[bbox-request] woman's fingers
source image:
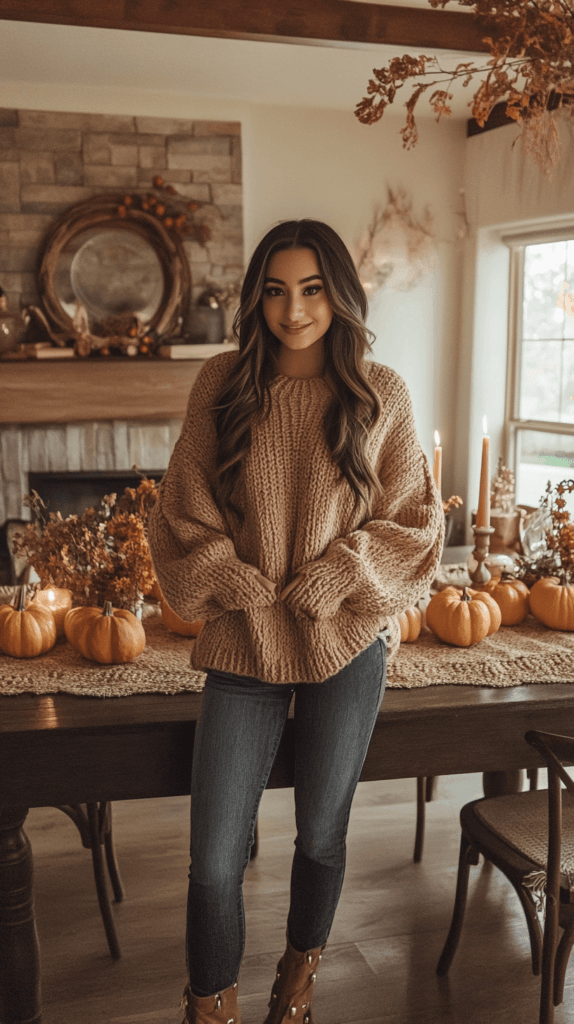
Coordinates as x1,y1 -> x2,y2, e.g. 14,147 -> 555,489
249,570 -> 303,601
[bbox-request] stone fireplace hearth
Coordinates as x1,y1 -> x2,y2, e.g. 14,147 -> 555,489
1,416 -> 178,525
0,355 -> 210,524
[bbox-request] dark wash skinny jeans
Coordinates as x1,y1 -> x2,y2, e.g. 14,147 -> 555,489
186,635 -> 387,997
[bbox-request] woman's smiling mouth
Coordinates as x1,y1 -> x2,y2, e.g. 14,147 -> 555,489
281,323 -> 312,332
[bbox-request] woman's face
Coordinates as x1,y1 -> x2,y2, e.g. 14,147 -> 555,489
262,247 -> 333,353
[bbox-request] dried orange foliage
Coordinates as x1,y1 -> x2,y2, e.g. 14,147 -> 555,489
512,478 -> 574,585
355,1 -> 574,178
443,494 -> 464,514
12,475 -> 159,609
541,478 -> 574,581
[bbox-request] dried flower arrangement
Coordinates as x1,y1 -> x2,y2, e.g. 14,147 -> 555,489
73,310 -> 158,359
509,478 -> 574,585
11,474 -> 159,610
355,0 -> 574,179
355,187 -> 436,294
200,275 -> 244,340
201,276 -> 244,312
491,456 -> 516,513
443,495 -> 464,515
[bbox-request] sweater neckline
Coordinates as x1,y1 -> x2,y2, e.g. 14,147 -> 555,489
270,373 -> 330,386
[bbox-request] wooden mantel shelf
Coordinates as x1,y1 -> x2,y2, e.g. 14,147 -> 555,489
0,359 -> 206,424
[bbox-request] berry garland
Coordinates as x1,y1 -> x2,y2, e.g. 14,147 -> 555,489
116,175 -> 212,244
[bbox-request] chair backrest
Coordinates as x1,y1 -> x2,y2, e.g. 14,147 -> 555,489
525,730 -> 574,1022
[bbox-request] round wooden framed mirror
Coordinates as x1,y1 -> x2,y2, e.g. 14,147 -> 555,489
38,194 -> 191,338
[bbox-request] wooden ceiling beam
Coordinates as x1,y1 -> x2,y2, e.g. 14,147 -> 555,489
0,1 -> 490,54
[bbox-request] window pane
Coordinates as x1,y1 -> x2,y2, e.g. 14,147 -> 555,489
519,340 -> 562,420
563,342 -> 574,424
515,429 -> 574,514
523,241 -> 574,341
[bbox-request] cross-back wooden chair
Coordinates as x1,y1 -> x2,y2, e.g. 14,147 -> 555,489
413,768 -> 540,862
437,729 -> 574,1024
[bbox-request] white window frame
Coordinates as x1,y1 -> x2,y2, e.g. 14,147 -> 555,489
502,226 -> 574,492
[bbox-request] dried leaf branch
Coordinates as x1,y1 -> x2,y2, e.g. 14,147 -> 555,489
355,0 -> 574,179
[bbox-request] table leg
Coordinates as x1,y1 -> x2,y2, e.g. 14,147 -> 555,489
0,807 -> 42,1024
482,770 -> 524,798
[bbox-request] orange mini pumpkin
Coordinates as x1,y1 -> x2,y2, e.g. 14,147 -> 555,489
65,601 -> 146,663
0,584 -> 57,658
475,577 -> 530,626
529,576 -> 574,631
426,585 -> 501,647
398,606 -> 422,643
161,599 -> 204,638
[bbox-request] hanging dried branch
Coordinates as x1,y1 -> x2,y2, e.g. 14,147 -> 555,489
356,186 -> 436,294
355,0 -> 574,179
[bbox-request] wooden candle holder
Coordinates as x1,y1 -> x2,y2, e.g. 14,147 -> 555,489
468,525 -> 496,586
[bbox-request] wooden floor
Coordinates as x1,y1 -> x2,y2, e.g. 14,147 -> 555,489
27,771 -> 574,1024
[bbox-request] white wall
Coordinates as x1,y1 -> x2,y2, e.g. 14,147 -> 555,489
0,76 -> 466,502
457,114 -> 574,540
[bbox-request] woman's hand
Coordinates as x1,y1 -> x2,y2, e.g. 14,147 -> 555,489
249,570 -> 303,603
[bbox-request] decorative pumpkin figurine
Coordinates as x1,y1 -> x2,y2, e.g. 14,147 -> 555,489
475,576 -> 530,626
33,586 -> 73,640
426,585 -> 501,647
161,598 -> 204,638
398,605 -> 422,643
529,576 -> 574,632
65,601 -> 146,664
0,584 -> 57,658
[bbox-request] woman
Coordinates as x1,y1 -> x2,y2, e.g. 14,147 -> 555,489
147,219 -> 444,1024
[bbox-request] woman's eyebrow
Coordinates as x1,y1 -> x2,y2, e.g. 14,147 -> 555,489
264,275 -> 323,285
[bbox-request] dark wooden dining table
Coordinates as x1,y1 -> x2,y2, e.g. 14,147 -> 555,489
3,679 -> 574,1024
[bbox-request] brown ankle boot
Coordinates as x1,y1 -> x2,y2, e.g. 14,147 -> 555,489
262,934 -> 326,1024
180,980 -> 241,1024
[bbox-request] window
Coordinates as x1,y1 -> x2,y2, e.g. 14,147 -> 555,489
503,228 -> 574,516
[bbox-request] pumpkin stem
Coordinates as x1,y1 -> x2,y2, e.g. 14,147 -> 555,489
15,584 -> 28,612
461,587 -> 472,602
102,600 -> 114,617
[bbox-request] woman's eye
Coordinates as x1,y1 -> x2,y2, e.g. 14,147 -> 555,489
264,287 -> 283,297
304,286 -> 322,296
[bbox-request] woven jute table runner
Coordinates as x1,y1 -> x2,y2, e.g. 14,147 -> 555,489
0,569 -> 573,697
0,604 -> 206,698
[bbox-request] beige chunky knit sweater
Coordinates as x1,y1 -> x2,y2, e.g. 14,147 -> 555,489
147,350 -> 444,683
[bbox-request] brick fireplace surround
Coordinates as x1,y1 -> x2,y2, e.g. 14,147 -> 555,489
0,108 -> 244,525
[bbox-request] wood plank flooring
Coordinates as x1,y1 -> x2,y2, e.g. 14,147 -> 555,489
25,771 -> 574,1024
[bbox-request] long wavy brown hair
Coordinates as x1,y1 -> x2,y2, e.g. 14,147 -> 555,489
209,219 -> 385,526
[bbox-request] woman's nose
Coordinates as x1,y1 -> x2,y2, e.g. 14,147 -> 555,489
285,292 -> 305,321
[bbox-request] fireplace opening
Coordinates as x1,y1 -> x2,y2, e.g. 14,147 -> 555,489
27,469 -> 165,520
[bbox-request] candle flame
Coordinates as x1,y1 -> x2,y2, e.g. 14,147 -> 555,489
482,415 -> 488,435
434,430 -> 440,446
47,589 -> 55,601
